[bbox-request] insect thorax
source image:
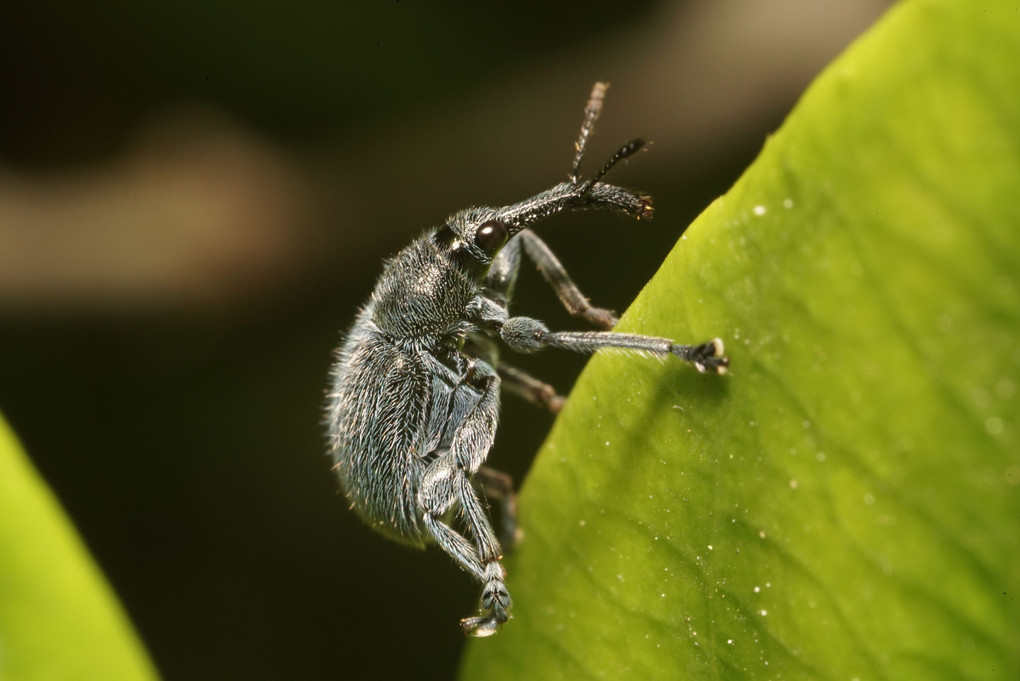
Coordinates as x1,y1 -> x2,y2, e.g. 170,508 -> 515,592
370,234 -> 481,343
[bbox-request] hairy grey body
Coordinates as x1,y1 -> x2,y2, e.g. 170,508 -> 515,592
324,84 -> 728,637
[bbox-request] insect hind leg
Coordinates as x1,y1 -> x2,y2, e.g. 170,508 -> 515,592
421,512 -> 485,580
453,473 -> 511,636
419,370 -> 512,636
419,456 -> 510,637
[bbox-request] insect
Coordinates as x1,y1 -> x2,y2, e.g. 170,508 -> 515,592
325,83 -> 728,637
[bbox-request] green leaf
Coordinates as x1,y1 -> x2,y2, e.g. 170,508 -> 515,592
460,0 -> 1020,678
0,415 -> 159,681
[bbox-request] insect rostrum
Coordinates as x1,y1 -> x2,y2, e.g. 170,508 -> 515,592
325,83 -> 728,637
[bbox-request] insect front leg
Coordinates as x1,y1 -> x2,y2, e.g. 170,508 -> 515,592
481,232 -> 522,310
518,229 -> 619,329
469,241 -> 568,413
500,316 -> 729,374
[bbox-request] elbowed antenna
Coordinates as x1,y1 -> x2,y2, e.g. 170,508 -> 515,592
571,82 -> 608,183
569,82 -> 649,193
581,138 -> 647,194
493,82 -> 651,235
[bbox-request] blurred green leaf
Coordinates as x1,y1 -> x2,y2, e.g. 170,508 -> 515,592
0,416 -> 158,681
460,0 -> 1020,678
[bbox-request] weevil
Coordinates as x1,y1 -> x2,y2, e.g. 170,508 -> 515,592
325,83 -> 728,637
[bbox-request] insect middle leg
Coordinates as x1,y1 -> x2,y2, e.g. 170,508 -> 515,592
496,363 -> 565,414
475,465 -> 522,551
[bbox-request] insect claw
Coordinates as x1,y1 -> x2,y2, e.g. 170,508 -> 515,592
460,613 -> 502,638
697,338 -> 729,374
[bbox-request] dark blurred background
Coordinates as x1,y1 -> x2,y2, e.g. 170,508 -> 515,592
0,1 -> 892,679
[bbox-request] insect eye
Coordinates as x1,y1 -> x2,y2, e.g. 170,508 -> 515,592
475,220 -> 509,256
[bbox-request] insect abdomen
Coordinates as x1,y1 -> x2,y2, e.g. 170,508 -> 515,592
327,323 -> 433,546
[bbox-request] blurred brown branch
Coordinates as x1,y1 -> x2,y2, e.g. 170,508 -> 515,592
0,0 -> 891,318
